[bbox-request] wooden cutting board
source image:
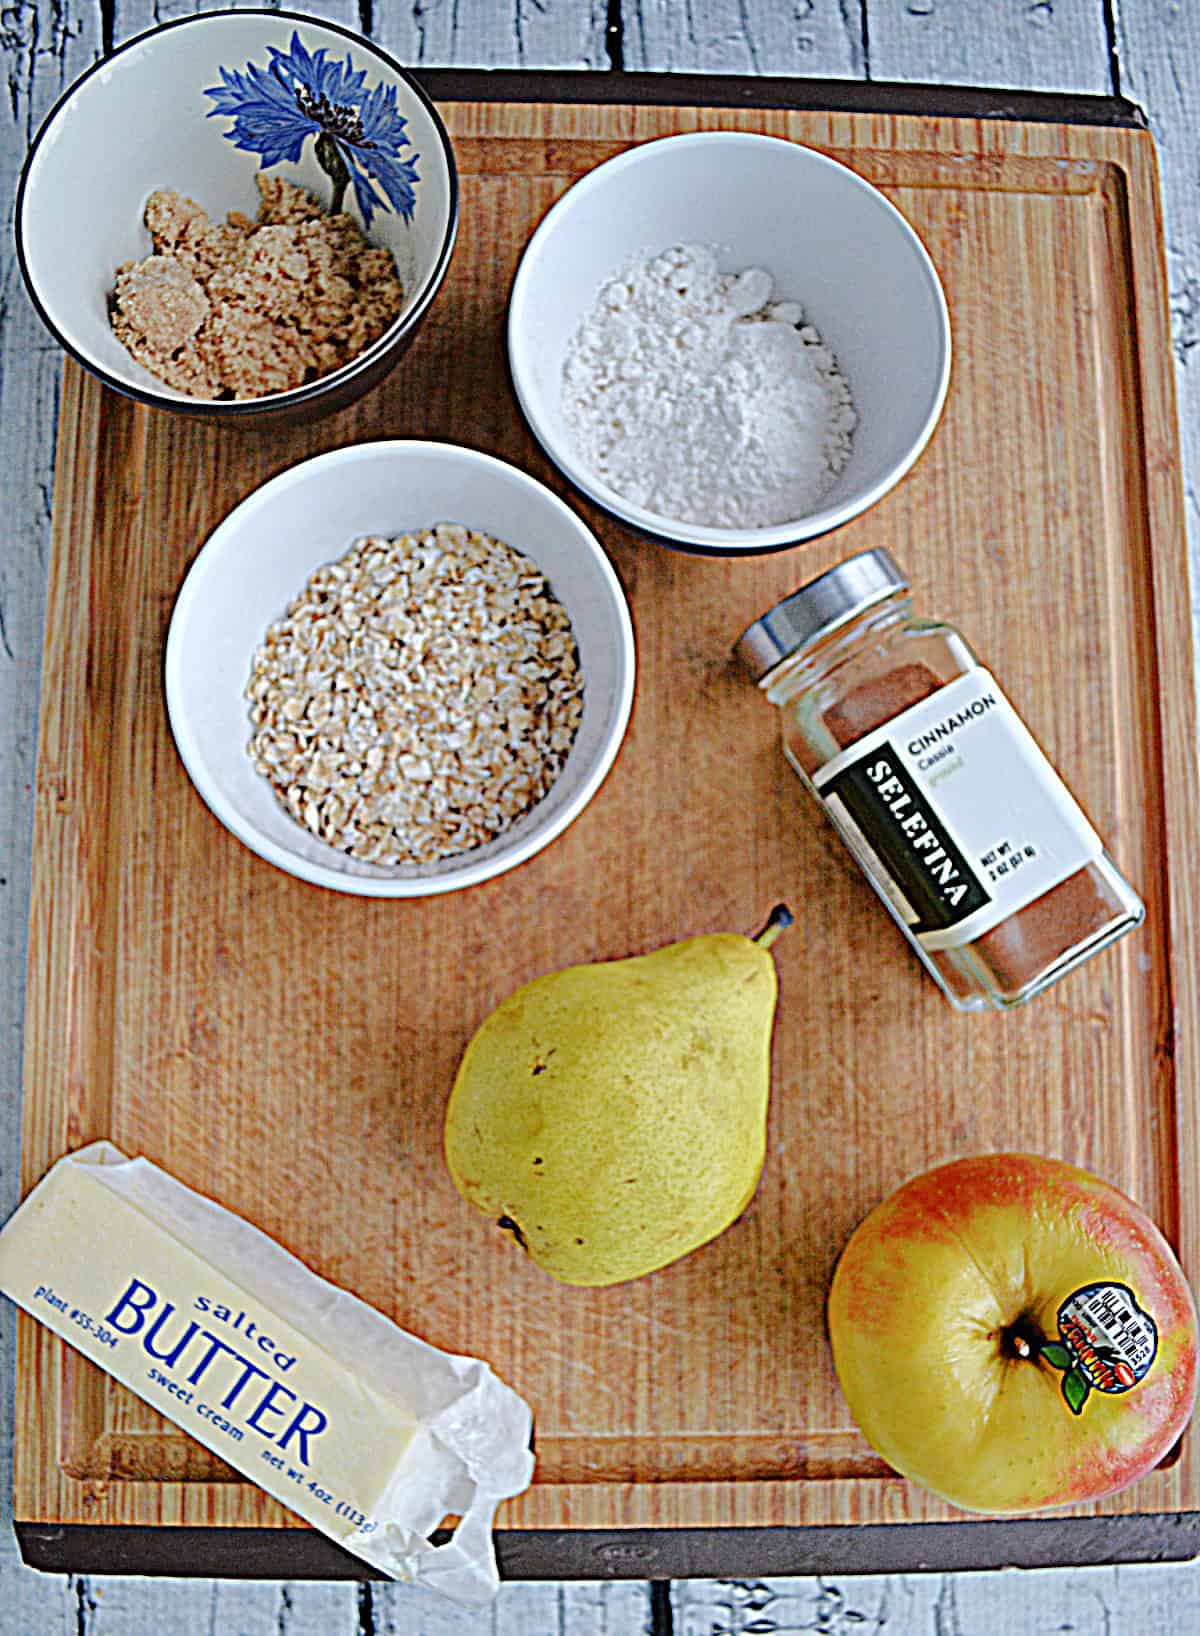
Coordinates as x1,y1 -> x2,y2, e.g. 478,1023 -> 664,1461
14,92 -> 1200,1549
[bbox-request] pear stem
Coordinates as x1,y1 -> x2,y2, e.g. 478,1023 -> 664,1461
753,903 -> 794,950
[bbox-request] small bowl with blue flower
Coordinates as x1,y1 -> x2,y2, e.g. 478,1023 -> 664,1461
16,10 -> 458,424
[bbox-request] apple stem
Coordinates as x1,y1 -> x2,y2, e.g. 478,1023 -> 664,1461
753,904 -> 794,950
999,1313 -> 1046,1363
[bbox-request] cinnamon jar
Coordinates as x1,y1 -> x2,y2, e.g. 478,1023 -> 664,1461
736,549 -> 1144,1011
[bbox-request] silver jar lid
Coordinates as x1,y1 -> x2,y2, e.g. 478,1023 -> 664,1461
734,549 -> 909,684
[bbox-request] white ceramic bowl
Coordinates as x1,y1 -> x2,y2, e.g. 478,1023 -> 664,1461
165,441 -> 636,896
17,11 -> 457,424
508,131 -> 951,554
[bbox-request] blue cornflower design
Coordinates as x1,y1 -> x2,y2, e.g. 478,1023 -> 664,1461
204,31 -> 420,226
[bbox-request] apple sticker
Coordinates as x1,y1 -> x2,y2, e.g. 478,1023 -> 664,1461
1041,1282 -> 1158,1415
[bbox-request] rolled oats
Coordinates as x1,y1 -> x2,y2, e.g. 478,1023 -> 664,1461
246,525 -> 586,866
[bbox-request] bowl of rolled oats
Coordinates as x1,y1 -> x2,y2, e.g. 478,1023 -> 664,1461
164,440 -> 636,895
16,12 -> 457,424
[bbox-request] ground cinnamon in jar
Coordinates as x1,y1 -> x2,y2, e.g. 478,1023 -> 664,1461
736,550 -> 1144,1012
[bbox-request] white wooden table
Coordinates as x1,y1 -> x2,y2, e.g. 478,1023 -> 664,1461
3,3 -> 1200,1631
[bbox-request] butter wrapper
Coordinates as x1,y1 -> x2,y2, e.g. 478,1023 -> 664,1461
0,1142 -> 533,1604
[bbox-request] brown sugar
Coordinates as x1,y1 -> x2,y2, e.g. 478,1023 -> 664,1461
109,176 -> 406,400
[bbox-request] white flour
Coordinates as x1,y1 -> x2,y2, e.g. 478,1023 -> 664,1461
561,244 -> 857,529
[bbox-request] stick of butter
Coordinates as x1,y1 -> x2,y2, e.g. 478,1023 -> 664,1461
0,1141 -> 534,1605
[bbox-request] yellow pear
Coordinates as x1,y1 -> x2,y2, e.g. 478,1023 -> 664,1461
443,907 -> 791,1286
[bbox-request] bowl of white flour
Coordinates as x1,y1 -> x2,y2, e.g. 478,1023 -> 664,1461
508,131 -> 951,554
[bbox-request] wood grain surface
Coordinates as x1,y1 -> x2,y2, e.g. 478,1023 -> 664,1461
12,95 -> 1198,1544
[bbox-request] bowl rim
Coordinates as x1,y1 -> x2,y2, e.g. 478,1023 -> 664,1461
15,6 -> 460,418
163,437 -> 637,897
507,128 -> 952,555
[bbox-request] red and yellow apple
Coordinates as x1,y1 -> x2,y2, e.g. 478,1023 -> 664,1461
827,1153 -> 1198,1513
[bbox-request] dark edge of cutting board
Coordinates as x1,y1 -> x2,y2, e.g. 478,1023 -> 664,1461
412,68 -> 1146,129
16,1515 -> 1200,1579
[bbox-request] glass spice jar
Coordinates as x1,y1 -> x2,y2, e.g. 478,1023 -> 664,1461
735,549 -> 1144,1012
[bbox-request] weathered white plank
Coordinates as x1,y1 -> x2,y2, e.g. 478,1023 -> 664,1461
622,0 -> 1112,89
114,0 -> 608,76
866,0 -> 1112,92
372,0 -> 608,72
557,1580 -> 654,1633
367,1577 -> 653,1632
674,1575 -> 942,1634
74,1576 -> 358,1634
1116,0 -> 1200,661
672,1564 -> 1200,1634
623,0 -> 865,78
113,0 -> 361,39
0,1552 -> 73,1634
